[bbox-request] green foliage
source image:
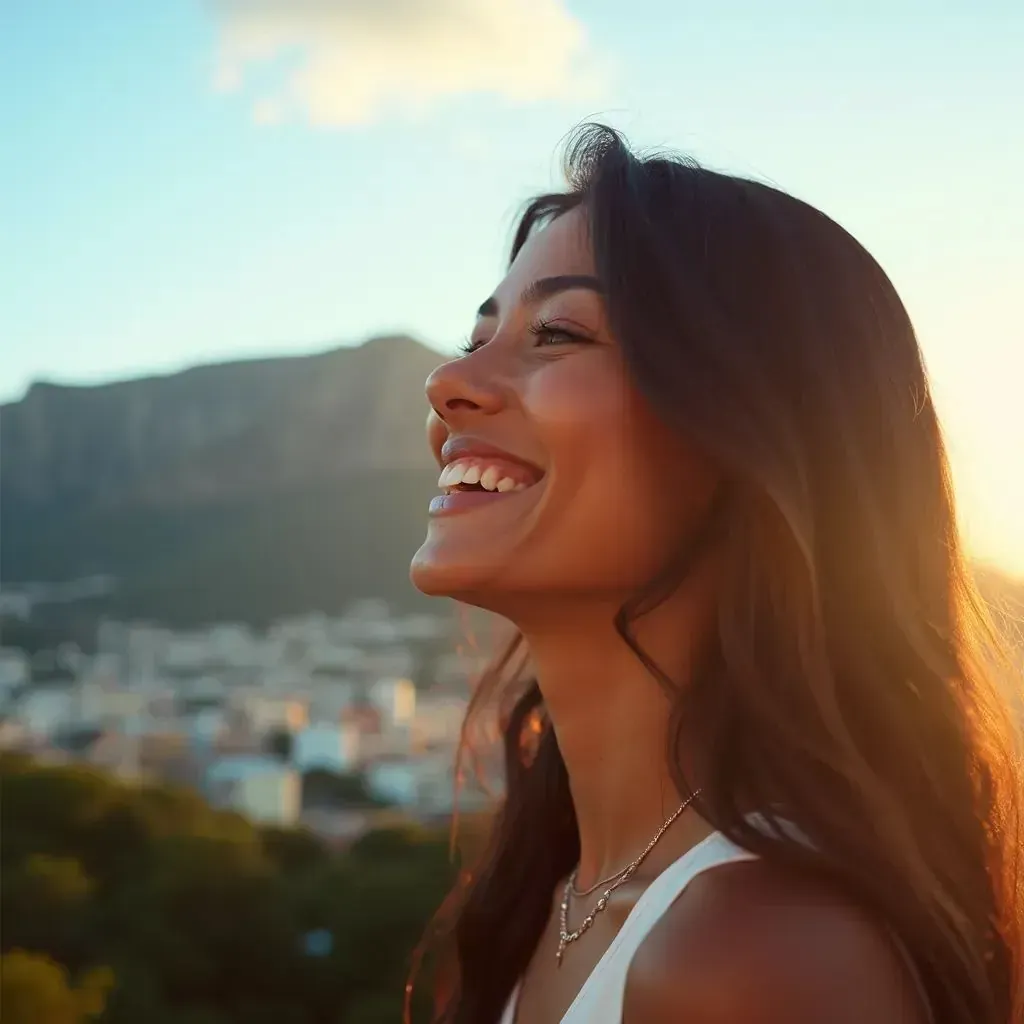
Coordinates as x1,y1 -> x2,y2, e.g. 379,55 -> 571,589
1,474 -> 440,630
0,855 -> 95,968
0,950 -> 113,1024
301,769 -> 384,810
260,826 -> 330,874
1,757 -> 457,1024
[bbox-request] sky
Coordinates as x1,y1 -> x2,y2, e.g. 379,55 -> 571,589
1,0 -> 1022,573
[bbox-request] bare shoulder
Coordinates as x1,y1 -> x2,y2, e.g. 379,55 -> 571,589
624,858 -> 928,1024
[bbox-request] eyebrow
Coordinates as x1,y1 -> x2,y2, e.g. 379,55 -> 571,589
476,274 -> 604,318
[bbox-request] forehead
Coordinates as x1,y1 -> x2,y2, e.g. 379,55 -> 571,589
495,207 -> 594,304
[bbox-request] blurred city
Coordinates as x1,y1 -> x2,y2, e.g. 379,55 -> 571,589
0,594 -> 490,833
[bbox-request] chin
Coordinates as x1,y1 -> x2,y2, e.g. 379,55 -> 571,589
408,548 -> 520,615
411,549 -> 491,601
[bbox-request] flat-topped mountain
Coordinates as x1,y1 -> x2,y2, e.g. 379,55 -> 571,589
1,337 -> 447,626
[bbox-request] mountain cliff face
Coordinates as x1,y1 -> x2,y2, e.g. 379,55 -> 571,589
1,336 -> 447,625
2,335 -> 444,508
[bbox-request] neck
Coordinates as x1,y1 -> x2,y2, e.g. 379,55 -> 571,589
512,573 -> 717,889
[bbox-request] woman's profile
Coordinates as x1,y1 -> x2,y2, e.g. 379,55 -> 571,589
408,124 -> 1022,1024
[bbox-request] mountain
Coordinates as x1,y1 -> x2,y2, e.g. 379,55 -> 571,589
3,335 -> 1022,635
1,336 -> 447,627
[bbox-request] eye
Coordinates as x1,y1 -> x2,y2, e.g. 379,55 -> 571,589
528,319 -> 593,347
457,319 -> 594,355
457,336 -> 485,355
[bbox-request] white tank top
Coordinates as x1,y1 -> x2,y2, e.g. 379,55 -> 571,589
499,830 -> 757,1024
500,826 -> 935,1024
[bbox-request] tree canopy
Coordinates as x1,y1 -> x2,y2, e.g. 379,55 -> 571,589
0,754 -> 457,1023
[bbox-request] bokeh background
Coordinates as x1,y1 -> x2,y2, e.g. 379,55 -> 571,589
1,3 -> 1021,1022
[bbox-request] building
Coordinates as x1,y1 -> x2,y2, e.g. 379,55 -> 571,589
74,684 -> 149,730
228,694 -> 308,737
206,755 -> 301,826
369,678 -> 416,729
365,757 -> 420,806
306,677 -> 358,720
0,647 -> 30,697
412,694 -> 468,748
185,705 -> 225,747
293,723 -> 360,773
10,687 -> 73,737
364,752 -> 484,813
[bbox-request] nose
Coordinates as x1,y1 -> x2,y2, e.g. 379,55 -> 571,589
426,354 -> 506,423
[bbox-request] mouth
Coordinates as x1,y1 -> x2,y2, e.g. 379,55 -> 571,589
429,456 -> 544,516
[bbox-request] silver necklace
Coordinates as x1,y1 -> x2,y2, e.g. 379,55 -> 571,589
556,788 -> 703,966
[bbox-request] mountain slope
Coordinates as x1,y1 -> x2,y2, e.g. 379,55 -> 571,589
1,336 -> 446,625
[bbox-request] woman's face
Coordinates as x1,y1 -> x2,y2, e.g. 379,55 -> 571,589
410,207 -> 718,611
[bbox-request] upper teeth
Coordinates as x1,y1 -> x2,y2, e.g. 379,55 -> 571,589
438,461 -> 528,493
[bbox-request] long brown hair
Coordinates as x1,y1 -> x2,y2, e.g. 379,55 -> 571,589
412,124 -> 1023,1024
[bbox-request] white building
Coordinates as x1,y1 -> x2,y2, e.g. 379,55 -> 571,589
307,678 -> 358,721
293,723 -> 360,773
178,674 -> 226,702
77,651 -> 122,688
365,753 -> 467,812
0,647 -> 30,696
228,694 -> 308,736
123,624 -> 173,685
74,684 -> 149,730
205,623 -> 261,666
369,678 -> 416,729
304,637 -> 363,674
206,755 -> 301,825
186,706 -> 225,747
11,688 -> 74,736
162,631 -> 221,673
365,757 -> 419,806
412,694 -> 468,747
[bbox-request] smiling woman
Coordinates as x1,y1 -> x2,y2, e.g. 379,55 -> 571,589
407,124 -> 1023,1024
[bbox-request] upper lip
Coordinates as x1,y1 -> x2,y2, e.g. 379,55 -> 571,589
439,435 -> 544,478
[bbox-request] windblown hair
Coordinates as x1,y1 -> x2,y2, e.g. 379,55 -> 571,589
411,124 -> 1023,1024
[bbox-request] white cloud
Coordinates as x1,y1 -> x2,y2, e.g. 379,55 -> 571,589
207,0 -> 604,128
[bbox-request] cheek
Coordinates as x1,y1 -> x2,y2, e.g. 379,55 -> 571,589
524,363 -> 707,587
524,355 -> 630,447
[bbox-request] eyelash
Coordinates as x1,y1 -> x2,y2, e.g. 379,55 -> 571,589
458,319 -> 590,355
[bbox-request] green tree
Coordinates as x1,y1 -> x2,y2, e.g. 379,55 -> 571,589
260,826 -> 329,874
347,991 -> 405,1024
0,757 -> 456,1024
301,769 -> 382,809
0,855 -> 95,967
0,763 -> 117,869
0,950 -> 112,1024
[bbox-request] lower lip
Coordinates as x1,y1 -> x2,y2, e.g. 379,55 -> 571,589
428,488 -> 531,517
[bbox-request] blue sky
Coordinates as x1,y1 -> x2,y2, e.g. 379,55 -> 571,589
2,1 -> 1022,572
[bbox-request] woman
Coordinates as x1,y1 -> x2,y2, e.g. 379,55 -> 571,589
408,124 -> 1022,1023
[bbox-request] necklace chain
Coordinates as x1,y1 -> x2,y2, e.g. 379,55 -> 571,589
556,788 -> 703,966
